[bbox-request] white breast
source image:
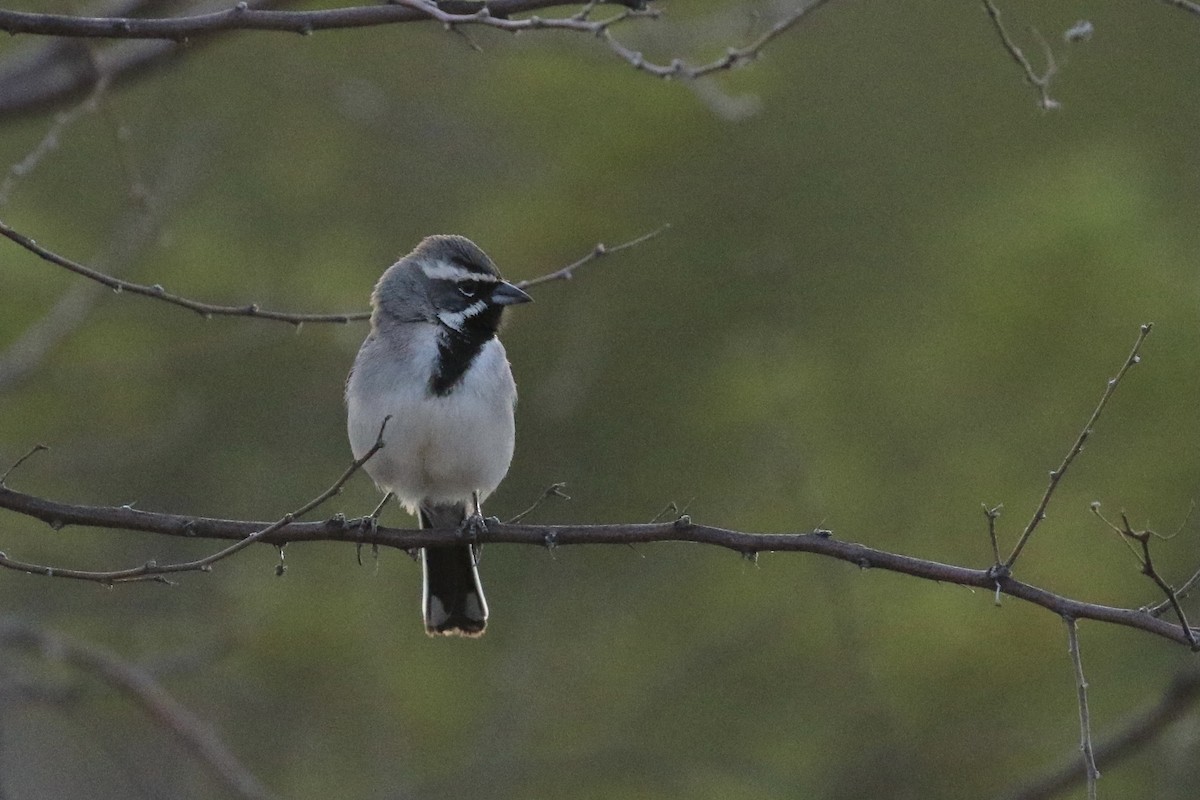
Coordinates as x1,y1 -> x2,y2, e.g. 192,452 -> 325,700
346,325 -> 517,513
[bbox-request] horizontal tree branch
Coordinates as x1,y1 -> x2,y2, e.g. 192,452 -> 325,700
0,0 -> 648,40
0,0 -> 836,102
0,484 -> 1196,648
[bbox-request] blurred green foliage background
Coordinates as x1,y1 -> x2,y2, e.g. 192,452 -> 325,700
2,0 -> 1200,797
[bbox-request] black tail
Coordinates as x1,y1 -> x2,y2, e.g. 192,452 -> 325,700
418,502 -> 488,637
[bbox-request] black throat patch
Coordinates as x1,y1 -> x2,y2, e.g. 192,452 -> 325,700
430,305 -> 503,396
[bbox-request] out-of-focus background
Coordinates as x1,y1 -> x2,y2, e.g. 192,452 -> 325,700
2,0 -> 1199,797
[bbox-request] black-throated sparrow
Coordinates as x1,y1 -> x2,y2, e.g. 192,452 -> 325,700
346,235 -> 531,637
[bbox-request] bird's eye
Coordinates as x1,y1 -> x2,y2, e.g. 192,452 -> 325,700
457,282 -> 481,299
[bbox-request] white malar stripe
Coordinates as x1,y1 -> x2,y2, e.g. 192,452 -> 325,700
421,260 -> 500,283
437,300 -> 489,331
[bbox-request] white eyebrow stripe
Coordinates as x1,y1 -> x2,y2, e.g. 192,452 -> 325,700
421,260 -> 500,283
437,300 -> 489,331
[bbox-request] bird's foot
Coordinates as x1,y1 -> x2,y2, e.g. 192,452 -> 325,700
354,512 -> 383,567
459,510 -> 488,542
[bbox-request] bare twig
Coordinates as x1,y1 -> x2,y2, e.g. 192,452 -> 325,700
1065,617 -> 1100,800
507,482 -> 571,524
1004,323 -> 1152,569
1,223 -> 665,325
599,0 -> 835,80
1002,668 -> 1200,800
980,0 -> 1060,110
1091,504 -> 1198,648
0,76 -> 109,207
0,0 -> 837,90
516,224 -> 670,290
0,417 -> 389,585
0,444 -> 48,486
1148,563 -> 1200,617
0,618 -> 276,800
983,503 -> 1004,604
983,503 -> 1003,564
0,218 -> 367,325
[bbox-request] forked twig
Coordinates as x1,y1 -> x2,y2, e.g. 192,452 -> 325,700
980,0 -> 1059,109
507,482 -> 571,524
1092,503 -> 1198,648
1005,323 -> 1152,569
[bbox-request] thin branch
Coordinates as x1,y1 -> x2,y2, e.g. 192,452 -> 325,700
980,0 -> 1059,110
516,224 -> 669,290
0,218 -> 367,325
1005,323 -> 1152,569
983,503 -> 1004,604
0,444 -> 48,486
984,503 -> 1003,564
0,75 -> 109,207
1148,563 -> 1200,617
0,125 -> 218,392
1002,668 -> 1200,800
0,0 -> 836,90
506,482 -> 571,524
0,618 -> 276,800
2,222 -> 664,325
1159,0 -> 1200,17
598,0 -> 835,80
1,485 -> 1198,648
1065,617 -> 1100,799
0,418 -> 388,585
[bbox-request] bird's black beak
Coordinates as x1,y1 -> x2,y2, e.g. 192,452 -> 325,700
491,281 -> 533,306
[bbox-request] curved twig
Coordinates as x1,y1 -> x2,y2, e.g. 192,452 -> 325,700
0,618 -> 277,800
1,221 -> 666,324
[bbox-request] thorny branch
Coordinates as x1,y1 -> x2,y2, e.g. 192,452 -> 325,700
1,485 -> 1199,647
0,222 -> 667,326
0,325 -> 1193,648
0,618 -> 277,800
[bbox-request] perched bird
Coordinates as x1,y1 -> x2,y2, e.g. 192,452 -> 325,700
346,235 -> 532,636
